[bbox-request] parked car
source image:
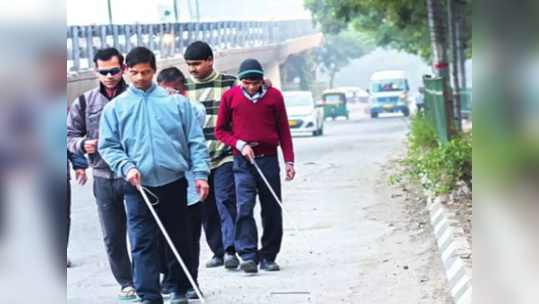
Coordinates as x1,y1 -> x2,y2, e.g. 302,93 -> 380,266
283,91 -> 324,137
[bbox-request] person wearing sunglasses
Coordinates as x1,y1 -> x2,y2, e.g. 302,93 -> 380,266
67,48 -> 136,301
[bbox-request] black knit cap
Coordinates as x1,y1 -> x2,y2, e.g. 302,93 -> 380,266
238,59 -> 264,80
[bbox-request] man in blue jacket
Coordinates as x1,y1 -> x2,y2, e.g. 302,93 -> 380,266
98,47 -> 211,304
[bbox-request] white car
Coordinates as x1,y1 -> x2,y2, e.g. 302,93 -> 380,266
283,91 -> 324,137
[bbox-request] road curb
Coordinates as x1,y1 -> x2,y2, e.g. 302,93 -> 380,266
428,196 -> 473,304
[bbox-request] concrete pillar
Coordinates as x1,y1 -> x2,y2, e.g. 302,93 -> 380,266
264,60 -> 282,90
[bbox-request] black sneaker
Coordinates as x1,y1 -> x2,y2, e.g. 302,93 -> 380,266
186,288 -> 203,300
205,256 -> 224,268
260,260 -> 281,272
139,299 -> 160,304
224,253 -> 240,269
161,289 -> 171,296
240,260 -> 258,274
170,292 -> 188,304
161,286 -> 173,296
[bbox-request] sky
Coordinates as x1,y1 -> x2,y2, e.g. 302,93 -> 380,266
67,0 -> 312,25
0,0 -> 64,24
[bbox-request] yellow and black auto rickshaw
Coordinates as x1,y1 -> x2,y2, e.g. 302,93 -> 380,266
321,90 -> 349,120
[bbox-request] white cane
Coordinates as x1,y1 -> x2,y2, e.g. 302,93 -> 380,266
137,185 -> 206,303
251,162 -> 313,255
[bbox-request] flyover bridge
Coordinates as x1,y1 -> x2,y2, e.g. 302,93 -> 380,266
67,19 -> 323,102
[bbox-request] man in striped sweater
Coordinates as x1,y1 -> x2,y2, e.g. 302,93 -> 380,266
183,41 -> 272,271
183,41 -> 241,270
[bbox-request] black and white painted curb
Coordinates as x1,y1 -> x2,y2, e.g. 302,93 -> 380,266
428,196 -> 473,304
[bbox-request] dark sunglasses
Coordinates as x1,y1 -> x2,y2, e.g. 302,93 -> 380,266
97,68 -> 122,76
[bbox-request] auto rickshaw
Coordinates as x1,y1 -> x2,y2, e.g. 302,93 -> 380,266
321,90 -> 349,120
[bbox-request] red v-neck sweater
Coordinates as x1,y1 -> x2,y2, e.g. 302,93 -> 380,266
215,86 -> 295,163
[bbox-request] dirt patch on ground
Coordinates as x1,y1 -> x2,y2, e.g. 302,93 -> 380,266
446,190 -> 473,248
377,159 -> 453,304
385,148 -> 473,252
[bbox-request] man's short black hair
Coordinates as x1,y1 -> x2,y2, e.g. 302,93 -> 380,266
93,48 -> 124,67
157,67 -> 186,84
126,47 -> 157,70
184,41 -> 213,61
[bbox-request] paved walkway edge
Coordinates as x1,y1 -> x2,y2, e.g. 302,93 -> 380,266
427,196 -> 473,304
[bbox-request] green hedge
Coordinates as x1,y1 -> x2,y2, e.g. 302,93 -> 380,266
391,114 -> 472,195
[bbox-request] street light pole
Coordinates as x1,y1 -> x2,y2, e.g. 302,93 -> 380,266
456,1 -> 468,90
448,0 -> 462,131
107,0 -> 113,24
195,0 -> 200,22
426,0 -> 450,80
426,0 -> 454,138
173,0 -> 179,23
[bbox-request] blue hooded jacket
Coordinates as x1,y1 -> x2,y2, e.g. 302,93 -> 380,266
98,83 -> 210,187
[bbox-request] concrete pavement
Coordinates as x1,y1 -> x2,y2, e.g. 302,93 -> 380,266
67,106 -> 452,303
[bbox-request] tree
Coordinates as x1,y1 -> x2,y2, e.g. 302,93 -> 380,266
305,0 -> 472,63
282,52 -> 316,91
311,32 -> 372,88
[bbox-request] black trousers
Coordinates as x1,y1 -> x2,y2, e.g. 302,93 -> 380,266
233,156 -> 283,263
124,178 -> 193,303
161,202 -> 204,292
202,167 -> 229,258
93,177 -> 133,289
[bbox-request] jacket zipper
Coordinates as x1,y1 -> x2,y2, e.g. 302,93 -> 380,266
144,95 -> 160,184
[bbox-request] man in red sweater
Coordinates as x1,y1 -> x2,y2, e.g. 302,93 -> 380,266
215,59 -> 296,274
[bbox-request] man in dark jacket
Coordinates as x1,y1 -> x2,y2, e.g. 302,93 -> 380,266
67,150 -> 88,267
67,48 -> 136,300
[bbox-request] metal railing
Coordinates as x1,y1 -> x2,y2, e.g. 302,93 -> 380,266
67,19 -> 317,72
423,75 -> 452,144
459,88 -> 472,119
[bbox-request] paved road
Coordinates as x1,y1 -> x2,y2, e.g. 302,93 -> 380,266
67,105 -> 452,303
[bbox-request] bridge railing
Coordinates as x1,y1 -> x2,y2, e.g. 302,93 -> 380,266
67,19 -> 317,72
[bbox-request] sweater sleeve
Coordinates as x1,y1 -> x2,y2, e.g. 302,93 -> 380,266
68,150 -> 89,170
274,91 -> 295,164
215,91 -> 240,149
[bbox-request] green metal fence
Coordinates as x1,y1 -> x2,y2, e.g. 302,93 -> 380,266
460,88 -> 473,119
423,75 -> 451,144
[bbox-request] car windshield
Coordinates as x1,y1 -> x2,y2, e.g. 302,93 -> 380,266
371,80 -> 406,93
284,95 -> 312,107
324,94 -> 342,102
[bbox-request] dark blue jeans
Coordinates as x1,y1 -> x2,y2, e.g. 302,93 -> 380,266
93,177 -> 133,289
212,162 -> 238,254
233,156 -> 283,263
124,178 -> 193,303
